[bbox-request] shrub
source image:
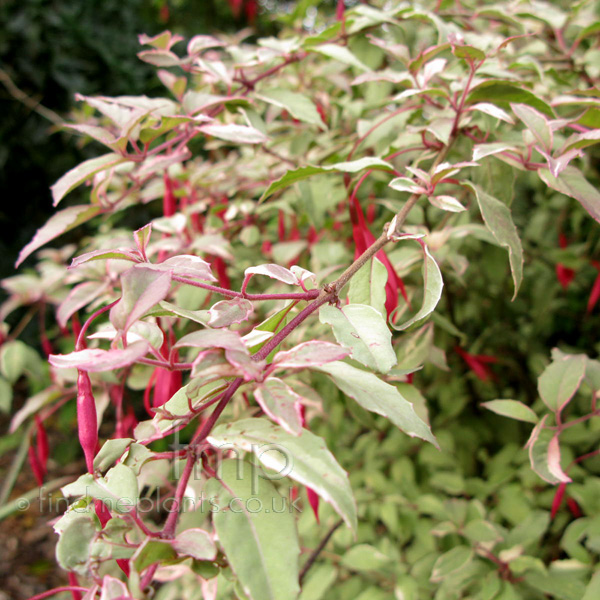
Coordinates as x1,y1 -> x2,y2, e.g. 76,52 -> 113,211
2,1 -> 600,599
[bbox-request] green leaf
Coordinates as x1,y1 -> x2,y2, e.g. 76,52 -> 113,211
172,528 -> 217,561
340,544 -> 391,572
511,103 -> 553,152
348,257 -> 388,316
199,123 -> 267,144
93,438 -> 133,473
51,153 -> 126,206
430,546 -> 473,582
482,400 -> 539,424
452,45 -> 486,61
525,571 -> 587,600
16,205 -> 102,267
133,538 -> 177,573
56,516 -> 98,575
583,571 -> 600,600
260,157 -> 394,201
319,304 -> 396,373
0,376 -> 12,413
539,166 -> 600,224
538,354 -> 586,413
205,459 -> 301,600
314,361 -> 438,447
466,81 -> 554,117
311,43 -> 371,71
208,418 -> 357,531
1,340 -> 31,384
258,90 -> 324,127
391,240 -> 443,331
465,183 -> 523,299
298,564 -> 337,600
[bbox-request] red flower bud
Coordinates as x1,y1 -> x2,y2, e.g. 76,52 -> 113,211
28,445 -> 45,487
35,415 -> 49,468
77,370 -> 98,474
336,0 -> 345,21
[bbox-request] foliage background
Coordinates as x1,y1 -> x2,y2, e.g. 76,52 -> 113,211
1,1 -> 600,599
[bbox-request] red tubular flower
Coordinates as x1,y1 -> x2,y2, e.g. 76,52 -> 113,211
94,499 -> 111,528
556,233 -> 575,290
307,487 -> 320,523
550,482 -> 566,519
349,194 -> 408,315
336,0 -> 345,21
35,415 -> 49,471
566,497 -> 583,518
67,573 -> 82,600
28,445 -> 45,487
116,558 -> 131,578
278,210 -> 286,241
454,346 -> 498,382
213,256 -> 231,290
245,0 -> 257,22
587,261 -> 600,314
162,173 -> 177,217
77,370 -> 98,474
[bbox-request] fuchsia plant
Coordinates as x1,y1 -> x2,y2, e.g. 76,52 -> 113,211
4,1 -> 600,598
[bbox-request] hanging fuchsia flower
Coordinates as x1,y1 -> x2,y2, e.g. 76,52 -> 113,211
77,370 -> 98,474
349,194 -> 408,315
454,346 -> 498,382
336,0 -> 345,21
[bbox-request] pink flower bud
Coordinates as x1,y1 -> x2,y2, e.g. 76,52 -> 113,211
77,370 -> 98,474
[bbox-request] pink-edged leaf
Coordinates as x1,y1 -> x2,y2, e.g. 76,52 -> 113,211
468,103 -> 514,123
137,49 -> 182,67
150,255 -> 216,281
110,266 -> 172,333
547,434 -> 571,483
57,281 -> 109,328
199,123 -> 268,144
512,102 -> 553,152
472,143 -> 518,161
187,35 -> 224,55
273,341 -> 350,369
16,205 -> 101,267
176,328 -> 248,353
539,147 -> 584,178
134,224 -> 152,259
51,153 -> 127,206
49,340 -> 149,372
539,166 -> 600,224
432,161 -> 479,184
138,31 -> 184,50
208,298 -> 254,328
254,377 -> 304,436
538,353 -> 586,413
70,248 -> 141,269
389,177 -> 426,194
429,195 -> 466,212
562,129 -> 600,153
245,264 -> 298,286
